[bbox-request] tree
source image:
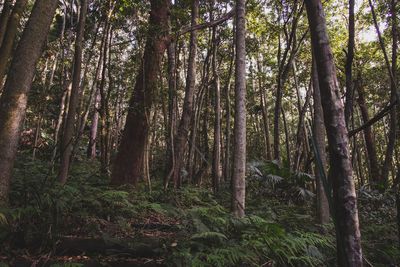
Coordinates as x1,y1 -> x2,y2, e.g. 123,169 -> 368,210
231,0 -> 246,218
312,57 -> 329,225
111,0 -> 170,186
58,0 -> 88,184
0,0 -> 28,87
305,0 -> 363,265
0,0 -> 58,206
170,0 -> 199,188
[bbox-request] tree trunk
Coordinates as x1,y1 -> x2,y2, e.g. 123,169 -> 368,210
356,78 -> 381,184
164,41 -> 177,187
0,0 -> 12,46
171,0 -> 199,188
87,91 -> 100,159
0,0 -> 58,206
312,57 -> 330,225
211,17 -> 221,193
224,45 -> 234,182
58,0 -> 88,185
231,0 -> 246,218
111,0 -> 170,186
0,0 -> 28,87
257,60 -> 272,161
344,0 -> 355,127
382,0 -> 397,186
305,0 -> 363,265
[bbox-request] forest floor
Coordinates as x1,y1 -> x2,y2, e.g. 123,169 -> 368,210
0,155 -> 399,266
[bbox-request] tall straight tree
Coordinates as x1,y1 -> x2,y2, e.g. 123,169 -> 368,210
111,0 -> 170,186
305,0 -> 363,265
344,0 -> 355,126
231,0 -> 246,218
58,0 -> 88,184
0,0 -> 58,206
312,58 -> 329,225
170,0 -> 199,188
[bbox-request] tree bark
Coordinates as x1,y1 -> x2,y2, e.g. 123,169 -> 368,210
382,0 -> 397,186
58,0 -> 88,185
312,57 -> 330,225
0,0 -> 12,47
111,0 -> 170,186
211,12 -> 221,193
171,0 -> 199,188
305,0 -> 363,265
231,0 -> 246,218
344,0 -> 355,127
356,78 -> 381,185
0,0 -> 28,87
0,0 -> 58,206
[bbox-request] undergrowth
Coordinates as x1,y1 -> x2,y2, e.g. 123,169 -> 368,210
0,157 -> 398,266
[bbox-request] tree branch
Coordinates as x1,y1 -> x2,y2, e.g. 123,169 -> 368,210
348,100 -> 398,137
177,9 -> 235,37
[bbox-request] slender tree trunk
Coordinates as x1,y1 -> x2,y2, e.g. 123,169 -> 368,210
111,0 -> 170,186
344,0 -> 355,127
58,0 -> 88,185
99,24 -> 111,174
87,91 -> 100,159
305,0 -> 363,265
382,0 -> 397,186
257,60 -> 272,161
231,0 -> 246,218
0,0 -> 58,206
171,0 -> 199,188
224,46 -> 234,182
211,19 -> 221,193
0,0 -> 28,87
312,57 -> 330,225
356,78 -> 381,184
164,41 -> 177,187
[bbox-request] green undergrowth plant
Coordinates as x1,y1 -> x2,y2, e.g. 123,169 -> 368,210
169,203 -> 334,266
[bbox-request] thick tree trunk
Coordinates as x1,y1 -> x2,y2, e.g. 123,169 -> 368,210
0,0 -> 28,87
111,0 -> 170,186
0,0 -> 58,206
172,0 -> 199,188
231,0 -> 246,218
0,0 -> 11,46
58,0 -> 88,185
312,58 -> 330,225
305,0 -> 363,265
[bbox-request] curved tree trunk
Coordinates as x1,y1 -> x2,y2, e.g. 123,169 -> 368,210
111,0 -> 170,186
0,0 -> 58,206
